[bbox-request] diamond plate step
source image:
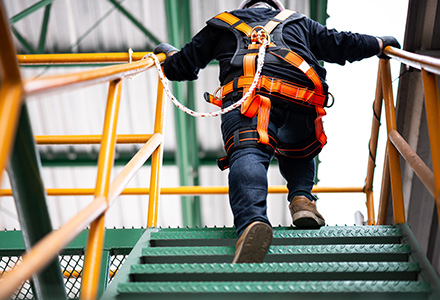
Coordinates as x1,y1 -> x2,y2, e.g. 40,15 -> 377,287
117,281 -> 431,298
130,261 -> 419,282
103,225 -> 440,300
141,244 -> 410,264
149,226 -> 402,247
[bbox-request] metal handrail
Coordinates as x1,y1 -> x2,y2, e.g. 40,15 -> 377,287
0,185 -> 364,196
0,50 -> 166,300
370,46 -> 440,225
384,46 -> 440,75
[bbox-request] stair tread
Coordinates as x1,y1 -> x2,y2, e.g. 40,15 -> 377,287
117,280 -> 431,294
151,226 -> 401,240
130,261 -> 419,274
142,244 -> 410,256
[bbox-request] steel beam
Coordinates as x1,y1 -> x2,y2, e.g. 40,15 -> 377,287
164,0 -> 200,227
8,104 -> 66,300
37,3 -> 52,53
9,0 -> 55,24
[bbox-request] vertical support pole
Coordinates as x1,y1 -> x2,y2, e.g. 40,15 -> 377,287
181,0 -> 202,227
147,77 -> 165,227
365,67 -> 383,225
380,59 -> 405,224
164,0 -> 198,227
97,249 -> 111,298
421,70 -> 440,224
8,104 -> 67,300
81,79 -> 122,300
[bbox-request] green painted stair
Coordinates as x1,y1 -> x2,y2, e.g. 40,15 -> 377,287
101,224 -> 440,300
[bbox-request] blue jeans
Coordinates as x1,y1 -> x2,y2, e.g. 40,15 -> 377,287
221,100 -> 317,236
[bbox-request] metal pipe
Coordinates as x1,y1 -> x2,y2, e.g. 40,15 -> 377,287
1,185 -> 365,196
0,197 -> 107,300
377,145 -> 391,225
380,59 -> 405,224
81,79 -> 122,300
35,134 -> 153,144
0,1 -> 24,185
364,67 -> 383,224
389,129 -> 435,196
147,78 -> 166,227
108,133 -> 163,202
0,133 -> 164,299
17,52 -> 151,65
8,104 -> 67,300
421,70 -> 440,223
384,46 -> 440,76
24,53 -> 165,96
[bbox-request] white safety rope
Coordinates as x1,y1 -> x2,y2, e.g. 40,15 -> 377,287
143,39 -> 269,118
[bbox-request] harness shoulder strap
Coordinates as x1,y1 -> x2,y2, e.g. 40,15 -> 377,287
264,9 -> 296,34
210,12 -> 252,36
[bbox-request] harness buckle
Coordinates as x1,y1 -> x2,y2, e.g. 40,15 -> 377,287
250,26 -> 271,45
214,86 -> 224,101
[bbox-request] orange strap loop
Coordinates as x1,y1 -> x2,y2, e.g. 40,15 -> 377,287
240,52 -> 272,145
241,95 -> 271,145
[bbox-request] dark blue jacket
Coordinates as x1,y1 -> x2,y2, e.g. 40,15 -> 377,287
163,7 -> 380,94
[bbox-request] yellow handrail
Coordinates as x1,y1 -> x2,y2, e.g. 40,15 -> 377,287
81,79 -> 123,300
372,47 -> 440,225
0,185 -> 364,197
0,1 -> 24,186
0,46 -> 166,299
17,52 -> 150,65
35,134 -> 153,144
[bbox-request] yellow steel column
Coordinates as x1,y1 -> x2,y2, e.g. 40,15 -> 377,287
0,1 -> 23,184
365,67 -> 383,225
421,69 -> 440,223
147,77 -> 165,227
81,79 -> 123,300
380,59 -> 405,224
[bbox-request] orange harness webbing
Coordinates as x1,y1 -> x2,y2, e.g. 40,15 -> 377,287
210,10 -> 328,159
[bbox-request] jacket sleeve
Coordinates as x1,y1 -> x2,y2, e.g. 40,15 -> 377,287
162,26 -> 217,81
307,19 -> 380,65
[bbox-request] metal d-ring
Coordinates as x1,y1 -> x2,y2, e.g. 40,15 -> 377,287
251,26 -> 271,45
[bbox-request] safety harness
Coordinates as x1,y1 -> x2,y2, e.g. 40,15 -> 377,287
205,9 -> 329,170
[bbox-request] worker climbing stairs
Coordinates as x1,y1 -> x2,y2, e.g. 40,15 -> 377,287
102,224 -> 440,299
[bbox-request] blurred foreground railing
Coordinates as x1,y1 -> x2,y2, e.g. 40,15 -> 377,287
0,5 -> 167,297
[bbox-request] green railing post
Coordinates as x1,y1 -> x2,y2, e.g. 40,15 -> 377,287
8,104 -> 67,300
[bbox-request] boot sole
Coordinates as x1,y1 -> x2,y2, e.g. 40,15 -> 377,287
232,223 -> 273,263
292,211 -> 325,229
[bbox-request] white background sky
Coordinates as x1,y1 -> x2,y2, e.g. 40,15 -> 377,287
317,0 -> 409,225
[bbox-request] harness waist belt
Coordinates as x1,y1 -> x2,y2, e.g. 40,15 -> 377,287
222,75 -> 326,107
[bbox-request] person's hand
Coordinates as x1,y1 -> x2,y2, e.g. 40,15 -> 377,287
153,43 -> 178,57
377,36 -> 401,59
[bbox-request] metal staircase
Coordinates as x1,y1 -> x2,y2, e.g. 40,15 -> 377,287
102,224 -> 440,300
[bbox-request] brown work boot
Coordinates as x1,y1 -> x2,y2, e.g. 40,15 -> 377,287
289,196 -> 325,228
232,221 -> 273,263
